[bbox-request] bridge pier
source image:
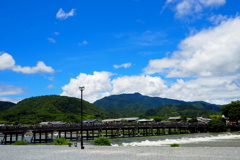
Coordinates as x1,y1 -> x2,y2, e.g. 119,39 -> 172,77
1,132 -> 25,145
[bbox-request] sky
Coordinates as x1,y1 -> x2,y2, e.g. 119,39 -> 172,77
0,0 -> 240,105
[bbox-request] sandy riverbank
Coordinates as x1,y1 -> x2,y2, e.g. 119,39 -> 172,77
0,145 -> 240,160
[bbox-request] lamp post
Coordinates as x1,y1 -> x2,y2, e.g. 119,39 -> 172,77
79,86 -> 85,149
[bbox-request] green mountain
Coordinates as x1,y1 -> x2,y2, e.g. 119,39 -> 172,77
0,95 -> 111,124
145,104 -> 218,117
93,92 -> 221,117
0,101 -> 15,111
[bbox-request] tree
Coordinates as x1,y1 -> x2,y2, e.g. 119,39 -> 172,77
221,100 -> 240,125
181,116 -> 188,122
208,118 -> 226,132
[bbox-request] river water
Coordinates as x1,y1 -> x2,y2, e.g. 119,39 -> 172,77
109,132 -> 240,147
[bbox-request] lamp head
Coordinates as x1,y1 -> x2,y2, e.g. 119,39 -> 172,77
79,86 -> 85,91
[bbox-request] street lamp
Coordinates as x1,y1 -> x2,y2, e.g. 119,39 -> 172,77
79,86 -> 85,149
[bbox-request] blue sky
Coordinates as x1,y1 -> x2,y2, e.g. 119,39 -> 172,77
0,0 -> 240,105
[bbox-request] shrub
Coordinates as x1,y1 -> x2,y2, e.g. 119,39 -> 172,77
12,141 -> 28,145
170,143 -> 180,147
208,118 -> 227,132
93,137 -> 111,146
53,138 -> 72,145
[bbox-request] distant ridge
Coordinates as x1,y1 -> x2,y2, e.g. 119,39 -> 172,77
93,92 -> 221,117
0,101 -> 15,111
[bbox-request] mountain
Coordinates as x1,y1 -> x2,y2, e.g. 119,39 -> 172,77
93,93 -> 221,117
0,101 -> 15,111
0,95 -> 112,124
145,104 -> 218,117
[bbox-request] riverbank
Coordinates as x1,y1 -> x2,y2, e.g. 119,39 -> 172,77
0,145 -> 240,160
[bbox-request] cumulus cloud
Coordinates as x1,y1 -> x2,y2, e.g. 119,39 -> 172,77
60,16 -> 240,105
164,0 -> 226,18
61,71 -> 167,103
0,53 -> 15,70
61,71 -> 113,102
113,63 -> 132,69
61,71 -> 240,105
12,61 -> 54,74
144,17 -> 240,77
162,75 -> 240,105
56,8 -> 76,20
0,52 -> 55,74
111,75 -> 167,96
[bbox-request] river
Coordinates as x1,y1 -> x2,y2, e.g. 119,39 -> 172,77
109,132 -> 240,147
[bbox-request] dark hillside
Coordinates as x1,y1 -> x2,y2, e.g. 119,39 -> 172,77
0,101 -> 15,111
0,95 -> 111,124
145,104 -> 219,117
93,92 -> 221,112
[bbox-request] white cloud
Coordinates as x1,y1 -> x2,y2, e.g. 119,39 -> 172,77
61,71 -> 167,103
53,32 -> 60,35
60,16 -> 240,105
56,8 -> 76,20
208,14 -> 228,25
61,71 -> 240,105
131,30 -> 166,46
61,71 -> 113,102
200,0 -> 226,7
0,84 -> 24,96
111,75 -> 167,96
162,75 -> 240,104
12,61 -> 54,74
46,84 -> 55,89
140,16 -> 240,104
0,97 -> 20,103
164,0 -> 226,18
144,17 -> 240,78
0,52 -> 55,74
0,52 -> 15,70
47,38 -> 56,43
113,63 -> 132,69
79,40 -> 89,46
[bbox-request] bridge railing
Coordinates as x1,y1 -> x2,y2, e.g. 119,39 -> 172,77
0,122 -> 208,132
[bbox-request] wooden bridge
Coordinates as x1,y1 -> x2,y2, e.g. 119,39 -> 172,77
0,122 -> 208,145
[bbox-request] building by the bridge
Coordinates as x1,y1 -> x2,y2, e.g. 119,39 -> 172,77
137,119 -> 154,123
39,121 -> 65,126
83,119 -> 98,124
168,116 -> 212,123
102,117 -> 139,123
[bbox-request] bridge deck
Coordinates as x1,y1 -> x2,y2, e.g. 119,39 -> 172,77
0,123 -> 208,144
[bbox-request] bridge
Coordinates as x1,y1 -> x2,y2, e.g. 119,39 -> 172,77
0,122 -> 208,145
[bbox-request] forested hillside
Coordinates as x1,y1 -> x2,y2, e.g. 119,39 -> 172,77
0,95 -> 111,124
93,93 -> 220,117
145,104 -> 218,117
0,93 -> 222,124
0,101 -> 15,111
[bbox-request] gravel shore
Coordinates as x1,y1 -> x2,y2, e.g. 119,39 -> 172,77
1,145 -> 240,160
